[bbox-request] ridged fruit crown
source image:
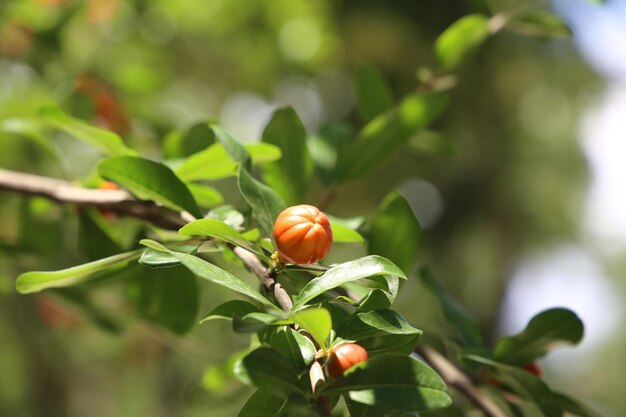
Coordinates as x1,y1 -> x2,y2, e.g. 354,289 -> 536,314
273,204 -> 333,264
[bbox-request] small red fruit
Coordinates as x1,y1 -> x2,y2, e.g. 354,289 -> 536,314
522,362 -> 542,377
273,204 -> 332,264
326,343 -> 368,378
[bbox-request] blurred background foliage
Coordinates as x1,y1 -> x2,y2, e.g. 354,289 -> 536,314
0,0 -> 622,416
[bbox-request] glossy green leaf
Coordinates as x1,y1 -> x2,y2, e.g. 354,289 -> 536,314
237,165 -> 286,236
238,390 -> 287,417
140,239 -> 277,309
16,250 -> 141,294
261,107 -> 312,204
339,309 -> 422,355
138,247 -> 182,268
186,183 -> 223,208
508,11 -> 572,39
331,223 -> 364,243
176,142 -> 281,182
493,308 -> 584,366
98,156 -> 202,218
39,105 -> 135,155
292,256 -> 405,309
356,289 -> 392,313
206,205 -> 246,228
322,354 -> 451,412
291,307 -> 332,349
210,123 -> 252,169
234,347 -> 305,397
233,312 -> 281,333
338,93 -> 448,181
435,14 -> 490,71
270,326 -> 316,370
200,299 -> 261,323
368,192 -> 421,275
346,399 -> 420,417
179,218 -> 267,259
163,122 -> 215,158
420,268 -> 483,348
355,64 -> 394,121
128,265 -> 199,334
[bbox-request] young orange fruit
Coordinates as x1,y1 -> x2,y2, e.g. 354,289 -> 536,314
326,343 -> 368,378
273,204 -> 332,264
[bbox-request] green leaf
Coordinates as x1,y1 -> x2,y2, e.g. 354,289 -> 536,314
179,218 -> 267,260
331,223 -> 364,243
233,312 -> 282,333
291,307 -> 332,349
355,64 -> 394,121
163,122 -> 215,158
356,289 -> 392,313
420,268 -> 483,348
98,156 -> 202,218
78,208 -> 123,260
234,347 -> 305,397
140,239 -> 277,310
1,118 -> 56,161
339,309 -> 422,355
338,93 -> 448,181
322,354 -> 451,412
206,205 -> 246,228
176,142 -> 281,182
293,256 -> 406,309
39,105 -> 135,155
464,355 -> 558,416
346,399 -> 420,417
547,392 -> 603,417
200,299 -> 261,323
127,265 -> 199,334
237,165 -> 286,236
238,390 -> 287,417
508,11 -> 572,39
270,326 -> 316,370
368,192 -> 421,275
138,248 -> 182,268
210,123 -> 252,169
16,250 -> 141,294
307,122 -> 354,186
493,308 -> 584,366
408,130 -> 456,157
435,14 -> 490,71
186,183 -> 223,208
261,107 -> 313,205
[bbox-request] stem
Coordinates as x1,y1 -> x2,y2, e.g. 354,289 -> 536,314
416,346 -> 507,417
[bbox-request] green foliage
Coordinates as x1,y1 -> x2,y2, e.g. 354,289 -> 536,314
3,2 -> 601,415
98,156 -> 202,218
435,14 -> 491,71
261,107 -> 313,204
493,308 -> 584,365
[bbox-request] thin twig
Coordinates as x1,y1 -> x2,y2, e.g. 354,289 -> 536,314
416,346 -> 507,417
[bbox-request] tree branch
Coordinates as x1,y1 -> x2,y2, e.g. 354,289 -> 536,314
1,168 -> 506,417
416,346 -> 507,417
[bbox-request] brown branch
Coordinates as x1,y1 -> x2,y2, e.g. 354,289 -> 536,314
416,346 -> 507,417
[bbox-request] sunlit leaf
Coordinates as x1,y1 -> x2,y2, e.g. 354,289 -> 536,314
321,354 -> 451,412
435,14 -> 490,71
16,250 -> 141,294
291,307 -> 332,349
493,308 -> 584,365
292,256 -> 406,309
238,166 -> 286,236
140,239 -> 277,309
39,105 -> 135,155
261,107 -> 312,204
98,156 -> 202,218
234,347 -> 306,397
368,192 -> 421,275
